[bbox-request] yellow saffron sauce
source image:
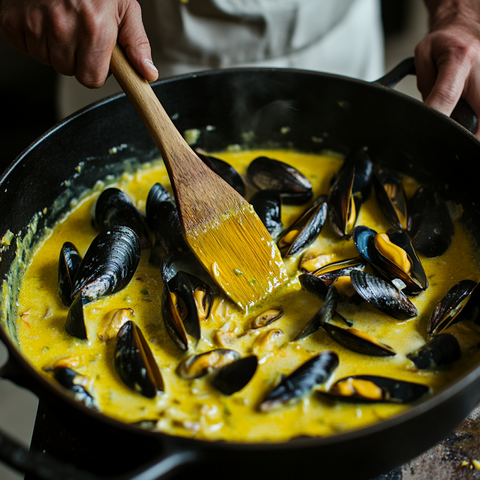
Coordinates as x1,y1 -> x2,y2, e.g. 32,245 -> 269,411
14,150 -> 480,442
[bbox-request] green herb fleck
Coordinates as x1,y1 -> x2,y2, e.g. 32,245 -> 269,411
140,290 -> 149,295
234,269 -> 243,276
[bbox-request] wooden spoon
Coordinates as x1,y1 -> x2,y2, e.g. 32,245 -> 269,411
110,45 -> 288,309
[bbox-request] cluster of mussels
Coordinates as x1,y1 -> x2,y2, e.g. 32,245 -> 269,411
46,147 -> 480,415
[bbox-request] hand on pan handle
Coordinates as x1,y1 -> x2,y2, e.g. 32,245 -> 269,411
415,0 -> 480,137
0,0 -> 158,88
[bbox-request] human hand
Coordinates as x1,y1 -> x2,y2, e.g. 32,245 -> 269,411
0,0 -> 158,88
415,2 -> 480,137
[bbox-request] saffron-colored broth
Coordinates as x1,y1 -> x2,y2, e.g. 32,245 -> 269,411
15,150 -> 480,442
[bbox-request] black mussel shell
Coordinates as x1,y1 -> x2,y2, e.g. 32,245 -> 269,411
350,146 -> 374,203
211,355 -> 258,395
407,186 -> 436,234
295,285 -> 339,340
65,294 -> 89,340
94,188 -> 151,249
72,226 -> 141,303
146,183 -> 174,223
299,273 -> 329,299
427,280 -> 478,336
323,323 -> 396,356
250,190 -> 283,239
114,321 -> 164,398
373,167 -> 408,231
247,157 -> 313,205
328,156 -> 356,238
411,201 -> 455,258
350,270 -> 417,320
197,153 -> 246,197
277,195 -> 328,257
319,375 -> 430,404
162,271 -> 202,350
147,201 -> 190,266
58,242 -> 82,307
177,349 -> 240,380
407,334 -> 461,369
259,351 -> 339,412
53,366 -> 96,408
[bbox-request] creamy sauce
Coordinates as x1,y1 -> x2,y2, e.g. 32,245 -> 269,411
14,150 -> 480,442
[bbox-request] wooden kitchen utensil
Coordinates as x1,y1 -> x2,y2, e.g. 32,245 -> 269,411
110,45 -> 288,309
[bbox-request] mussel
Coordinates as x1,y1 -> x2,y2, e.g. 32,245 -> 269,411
94,188 -> 151,249
427,279 -> 479,336
247,156 -> 313,205
350,270 -> 418,320
322,323 -> 396,357
53,366 -> 96,408
259,351 -> 339,412
177,349 -> 240,380
353,226 -> 427,295
250,190 -> 283,239
211,355 -> 258,395
277,195 -> 328,257
295,285 -> 339,340
71,226 -> 141,303
58,242 -> 82,307
197,153 -> 246,197
407,334 -> 461,370
318,375 -> 430,404
114,320 -> 164,398
372,167 -> 408,231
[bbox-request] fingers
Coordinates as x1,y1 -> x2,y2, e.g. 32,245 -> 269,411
0,0 -> 157,89
117,0 -> 158,82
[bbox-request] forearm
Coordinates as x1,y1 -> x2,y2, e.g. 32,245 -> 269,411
423,0 -> 480,30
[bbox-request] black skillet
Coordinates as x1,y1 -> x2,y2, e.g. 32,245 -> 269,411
1,58 -> 480,480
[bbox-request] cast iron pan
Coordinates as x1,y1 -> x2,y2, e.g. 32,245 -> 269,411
0,58 -> 480,480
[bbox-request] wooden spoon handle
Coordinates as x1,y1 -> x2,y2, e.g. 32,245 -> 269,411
110,45 -> 196,177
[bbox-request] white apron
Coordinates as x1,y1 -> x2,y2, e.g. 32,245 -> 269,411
57,0 -> 384,119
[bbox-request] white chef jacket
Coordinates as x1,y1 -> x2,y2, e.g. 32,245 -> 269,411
57,0 -> 384,119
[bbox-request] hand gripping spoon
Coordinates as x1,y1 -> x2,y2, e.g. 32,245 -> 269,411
110,45 -> 288,309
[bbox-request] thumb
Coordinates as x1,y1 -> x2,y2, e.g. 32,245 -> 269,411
117,1 -> 158,82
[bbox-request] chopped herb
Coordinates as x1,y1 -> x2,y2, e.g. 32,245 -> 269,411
234,269 -> 243,276
140,290 -> 149,295
42,346 -> 50,353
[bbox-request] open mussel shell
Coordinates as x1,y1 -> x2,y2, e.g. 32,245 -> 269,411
277,195 -> 328,257
373,167 -> 408,231
327,155 -> 356,238
410,200 -> 455,258
211,355 -> 258,396
72,226 -> 141,303
247,156 -> 313,205
349,146 -> 374,203
353,226 -> 427,295
298,273 -> 329,299
259,351 -> 339,412
250,308 -> 283,329
407,334 -> 461,370
250,190 -> 283,239
427,280 -> 479,336
196,153 -> 246,197
53,366 -> 96,408
350,270 -> 418,320
146,182 -> 174,217
162,271 -> 202,351
323,323 -> 396,357
319,375 -> 431,404
295,285 -> 339,340
58,241 -> 82,307
94,188 -> 151,249
114,320 -> 164,398
407,186 -> 436,234
177,349 -> 240,380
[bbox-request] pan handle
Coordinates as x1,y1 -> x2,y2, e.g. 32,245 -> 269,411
374,56 -> 479,134
0,426 -> 199,480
